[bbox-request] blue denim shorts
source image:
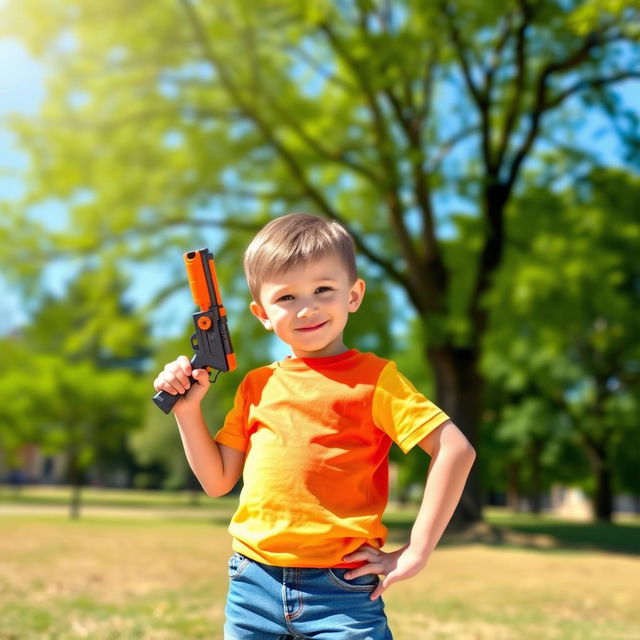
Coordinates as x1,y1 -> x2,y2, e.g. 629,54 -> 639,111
224,552 -> 393,640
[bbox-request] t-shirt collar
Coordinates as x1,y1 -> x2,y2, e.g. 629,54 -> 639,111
277,348 -> 360,370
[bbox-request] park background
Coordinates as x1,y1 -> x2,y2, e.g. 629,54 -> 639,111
0,1 -> 639,638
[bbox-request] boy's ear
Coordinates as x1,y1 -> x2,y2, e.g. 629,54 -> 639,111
348,278 -> 366,312
249,300 -> 273,331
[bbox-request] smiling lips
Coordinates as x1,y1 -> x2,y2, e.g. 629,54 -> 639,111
296,321 -> 328,332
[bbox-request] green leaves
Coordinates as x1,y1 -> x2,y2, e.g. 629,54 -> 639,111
481,167 -> 640,503
1,0 -> 638,515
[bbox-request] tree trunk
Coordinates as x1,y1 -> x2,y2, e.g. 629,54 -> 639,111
506,461 -> 520,511
427,343 -> 483,527
582,422 -> 613,522
595,463 -> 613,522
584,432 -> 613,522
530,438 -> 543,514
590,448 -> 613,522
424,182 -> 510,528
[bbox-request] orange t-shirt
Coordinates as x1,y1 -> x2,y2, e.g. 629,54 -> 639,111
214,349 -> 449,568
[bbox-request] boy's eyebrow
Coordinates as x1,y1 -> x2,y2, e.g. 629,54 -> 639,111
267,285 -> 293,299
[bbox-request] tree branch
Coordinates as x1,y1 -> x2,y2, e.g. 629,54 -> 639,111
440,1 -> 493,171
179,0 -> 413,297
320,20 -> 425,308
380,83 -> 449,299
283,44 -> 358,94
428,125 -> 481,173
505,30 -> 604,193
358,7 -> 448,310
439,2 -> 483,106
417,44 -> 439,125
495,0 -> 531,171
543,70 -> 640,111
483,10 -> 514,98
248,81 -> 383,185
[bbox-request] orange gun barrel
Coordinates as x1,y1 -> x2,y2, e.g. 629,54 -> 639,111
185,250 -> 214,311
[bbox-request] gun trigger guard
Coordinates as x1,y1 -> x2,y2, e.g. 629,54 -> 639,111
202,367 -> 221,383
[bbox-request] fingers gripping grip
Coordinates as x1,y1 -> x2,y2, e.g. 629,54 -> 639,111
152,374 -> 197,415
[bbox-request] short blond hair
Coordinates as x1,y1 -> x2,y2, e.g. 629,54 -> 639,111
244,213 -> 358,302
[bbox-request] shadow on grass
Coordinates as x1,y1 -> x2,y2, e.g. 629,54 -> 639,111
382,511 -> 640,556
5,486 -> 638,557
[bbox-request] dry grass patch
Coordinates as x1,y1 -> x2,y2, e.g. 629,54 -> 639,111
384,543 -> 640,639
1,515 -> 639,639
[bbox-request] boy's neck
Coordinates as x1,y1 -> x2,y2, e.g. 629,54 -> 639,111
290,341 -> 349,359
287,346 -> 355,360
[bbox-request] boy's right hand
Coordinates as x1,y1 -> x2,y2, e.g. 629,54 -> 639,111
153,355 -> 210,411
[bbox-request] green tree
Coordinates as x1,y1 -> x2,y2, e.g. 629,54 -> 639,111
483,167 -> 640,521
0,339 -> 41,476
3,266 -> 151,517
2,0 -> 638,524
33,355 -> 146,518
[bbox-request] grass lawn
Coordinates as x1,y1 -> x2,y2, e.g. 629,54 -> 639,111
1,487 -> 639,639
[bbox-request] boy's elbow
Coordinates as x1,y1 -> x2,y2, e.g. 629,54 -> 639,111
443,423 -> 476,463
460,442 -> 476,465
204,484 -> 231,498
200,477 -> 229,498
449,423 -> 476,462
445,432 -> 475,464
206,474 -> 242,498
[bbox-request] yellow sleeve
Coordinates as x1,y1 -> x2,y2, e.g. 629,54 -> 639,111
214,377 -> 250,452
372,361 -> 450,453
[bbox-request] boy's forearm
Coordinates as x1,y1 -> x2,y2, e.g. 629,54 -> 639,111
407,445 -> 476,560
174,405 -> 226,496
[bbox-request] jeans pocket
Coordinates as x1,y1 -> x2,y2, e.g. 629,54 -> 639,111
228,552 -> 250,581
326,568 -> 379,592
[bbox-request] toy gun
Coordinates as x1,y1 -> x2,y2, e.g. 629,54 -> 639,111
152,248 -> 236,414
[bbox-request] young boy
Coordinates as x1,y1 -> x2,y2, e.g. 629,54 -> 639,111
153,213 -> 476,640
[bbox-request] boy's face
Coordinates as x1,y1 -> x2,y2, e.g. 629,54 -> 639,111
249,253 -> 365,359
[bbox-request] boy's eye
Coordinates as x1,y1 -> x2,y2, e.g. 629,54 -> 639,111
276,287 -> 333,302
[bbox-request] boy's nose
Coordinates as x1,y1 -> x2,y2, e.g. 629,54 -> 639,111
297,304 -> 318,318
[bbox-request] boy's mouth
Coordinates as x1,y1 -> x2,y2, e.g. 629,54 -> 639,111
296,321 -> 328,332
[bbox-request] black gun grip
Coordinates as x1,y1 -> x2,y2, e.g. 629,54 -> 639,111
152,374 -> 197,415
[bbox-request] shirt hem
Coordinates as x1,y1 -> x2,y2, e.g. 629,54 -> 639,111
231,540 -> 373,569
397,411 -> 451,453
214,432 -> 248,452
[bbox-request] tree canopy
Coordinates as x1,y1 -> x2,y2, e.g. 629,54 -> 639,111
1,0 -> 638,522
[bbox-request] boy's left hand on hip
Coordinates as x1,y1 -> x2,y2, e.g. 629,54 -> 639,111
342,544 -> 428,601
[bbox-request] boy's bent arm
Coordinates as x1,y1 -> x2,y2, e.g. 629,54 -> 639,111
174,405 -> 245,497
410,419 -> 476,557
343,419 -> 475,600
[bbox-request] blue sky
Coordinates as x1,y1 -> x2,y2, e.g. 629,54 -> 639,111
0,38 -> 199,338
0,38 -> 43,333
1,34 -> 638,344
